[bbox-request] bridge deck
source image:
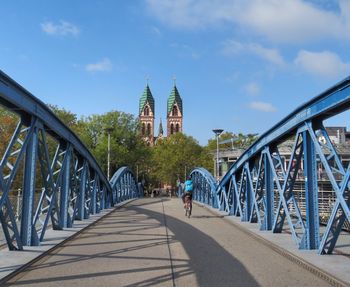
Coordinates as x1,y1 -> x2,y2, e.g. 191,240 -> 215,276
1,198 -> 349,287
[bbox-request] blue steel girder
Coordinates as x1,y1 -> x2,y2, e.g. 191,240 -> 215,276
0,71 -> 116,250
306,122 -> 350,254
35,129 -> 69,240
110,167 -> 139,206
242,163 -> 253,222
0,71 -> 143,250
192,75 -> 350,254
227,175 -> 238,216
0,197 -> 22,250
190,168 -> 217,207
247,157 -> 264,226
0,122 -> 36,211
262,150 -> 274,230
76,160 -> 88,220
270,130 -> 306,246
231,175 -> 242,216
236,169 -> 247,218
300,128 -> 320,250
219,76 -> 350,190
59,145 -> 72,229
20,119 -> 38,246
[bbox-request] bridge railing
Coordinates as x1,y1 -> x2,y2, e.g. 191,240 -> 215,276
110,166 -> 142,204
191,168 -> 217,207
0,71 -> 140,251
193,76 -> 350,255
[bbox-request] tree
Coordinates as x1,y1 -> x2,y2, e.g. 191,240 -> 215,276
206,131 -> 258,151
49,107 -> 152,179
150,133 -> 211,187
206,131 -> 234,151
84,111 -> 151,176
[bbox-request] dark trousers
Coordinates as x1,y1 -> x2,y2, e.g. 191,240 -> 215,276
182,192 -> 192,203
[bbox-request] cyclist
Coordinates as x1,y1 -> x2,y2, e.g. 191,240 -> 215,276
182,176 -> 193,213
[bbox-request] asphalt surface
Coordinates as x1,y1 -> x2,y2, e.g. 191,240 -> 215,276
4,198 -> 334,287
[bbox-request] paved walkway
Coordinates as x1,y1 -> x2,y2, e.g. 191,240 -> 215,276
2,198 -> 349,287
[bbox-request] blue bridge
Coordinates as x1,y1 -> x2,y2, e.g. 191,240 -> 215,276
0,70 -> 349,286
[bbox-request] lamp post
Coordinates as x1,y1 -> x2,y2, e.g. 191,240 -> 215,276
105,127 -> 113,180
213,129 -> 224,181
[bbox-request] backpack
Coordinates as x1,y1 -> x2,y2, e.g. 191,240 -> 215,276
185,180 -> 193,193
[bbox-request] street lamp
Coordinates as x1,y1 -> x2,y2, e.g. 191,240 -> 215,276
105,127 -> 113,180
212,129 -> 224,181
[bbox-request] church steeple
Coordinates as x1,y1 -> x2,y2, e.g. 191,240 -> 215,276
158,118 -> 164,137
139,84 -> 155,115
167,84 -> 183,136
139,84 -> 155,145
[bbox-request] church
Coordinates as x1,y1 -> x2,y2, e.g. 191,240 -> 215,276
138,83 -> 183,145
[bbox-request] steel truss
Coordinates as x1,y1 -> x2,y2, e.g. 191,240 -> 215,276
0,71 -> 140,250
193,76 -> 350,255
110,167 -> 142,204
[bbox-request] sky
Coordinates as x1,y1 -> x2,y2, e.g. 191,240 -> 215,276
1,0 -> 350,145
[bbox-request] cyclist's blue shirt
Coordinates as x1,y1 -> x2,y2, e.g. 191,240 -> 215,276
185,180 -> 193,193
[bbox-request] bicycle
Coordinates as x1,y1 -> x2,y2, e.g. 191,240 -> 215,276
184,195 -> 192,218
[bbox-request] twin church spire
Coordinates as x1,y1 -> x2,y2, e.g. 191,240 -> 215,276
139,83 -> 183,145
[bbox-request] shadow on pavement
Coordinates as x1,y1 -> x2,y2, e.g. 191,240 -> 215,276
129,201 -> 260,287
4,198 -> 259,287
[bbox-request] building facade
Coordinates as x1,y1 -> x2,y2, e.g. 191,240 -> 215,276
139,84 -> 183,144
139,85 -> 155,145
167,85 -> 183,137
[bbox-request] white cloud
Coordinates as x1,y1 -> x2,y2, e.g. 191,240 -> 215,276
294,50 -> 350,79
222,40 -> 285,66
146,0 -> 216,29
249,101 -> 276,112
41,20 -> 79,36
146,0 -> 350,43
170,42 -> 201,60
86,58 -> 113,72
233,0 -> 349,43
245,82 -> 260,96
151,26 -> 162,36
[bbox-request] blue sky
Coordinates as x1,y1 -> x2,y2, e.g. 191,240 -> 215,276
1,0 -> 350,145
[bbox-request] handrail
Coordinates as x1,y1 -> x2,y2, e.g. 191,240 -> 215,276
220,76 -> 350,188
0,70 -> 110,192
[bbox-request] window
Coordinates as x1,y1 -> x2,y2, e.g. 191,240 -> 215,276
170,124 -> 174,134
147,123 -> 151,136
172,106 -> 178,116
142,123 -> 145,135
144,106 -> 150,116
176,123 -> 179,132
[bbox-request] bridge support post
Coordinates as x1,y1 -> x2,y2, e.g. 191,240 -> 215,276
229,175 -> 237,216
243,163 -> 251,221
59,147 -> 71,229
262,152 -> 274,230
21,123 -> 38,246
91,174 -> 97,215
212,187 -> 218,209
300,130 -> 320,249
101,186 -> 107,209
76,161 -> 87,220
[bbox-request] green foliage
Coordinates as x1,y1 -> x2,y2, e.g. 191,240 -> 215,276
206,131 -> 234,150
150,133 -> 211,187
207,131 -> 258,151
48,105 -> 80,131
50,106 -> 152,179
49,106 -> 261,189
0,104 -> 261,193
